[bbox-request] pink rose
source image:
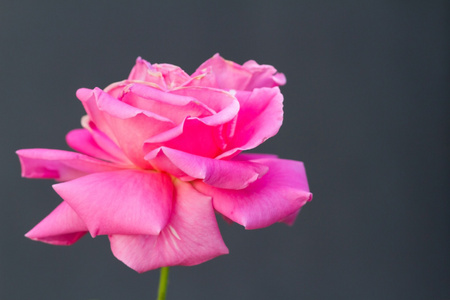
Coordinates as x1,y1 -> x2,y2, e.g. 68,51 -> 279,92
17,54 -> 312,273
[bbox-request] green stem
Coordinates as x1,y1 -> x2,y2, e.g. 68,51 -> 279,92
157,267 -> 170,300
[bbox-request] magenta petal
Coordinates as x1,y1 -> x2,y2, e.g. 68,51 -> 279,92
280,210 -> 301,226
66,128 -> 127,163
144,118 -> 223,157
146,147 -> 268,189
142,87 -> 240,157
16,149 -> 123,181
53,170 -> 173,237
25,201 -> 88,245
219,87 -> 284,157
109,180 -> 229,273
194,155 -> 312,229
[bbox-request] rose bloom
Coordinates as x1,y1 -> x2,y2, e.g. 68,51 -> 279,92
17,54 -> 312,273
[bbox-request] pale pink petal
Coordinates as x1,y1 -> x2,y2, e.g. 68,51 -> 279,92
122,58 -> 192,91
77,88 -> 175,168
52,170 -> 173,237
217,87 -> 283,159
128,57 -> 156,81
145,147 -> 268,189
16,149 -> 123,181
109,180 -> 229,273
242,59 -> 287,89
76,88 -> 116,140
128,57 -> 153,80
120,57 -> 168,89
190,53 -> 252,90
193,155 -> 312,229
25,202 -> 88,246
152,63 -> 192,89
105,80 -> 164,99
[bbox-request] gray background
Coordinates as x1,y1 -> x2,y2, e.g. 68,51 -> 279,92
1,1 -> 449,299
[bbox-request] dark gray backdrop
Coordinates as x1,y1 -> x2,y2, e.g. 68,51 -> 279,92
1,1 -> 449,299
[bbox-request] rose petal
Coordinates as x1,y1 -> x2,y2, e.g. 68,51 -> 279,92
217,87 -> 284,159
66,128 -> 130,164
122,84 -> 214,123
127,57 -> 166,88
152,63 -> 192,89
144,118 -> 223,158
190,54 -> 286,91
125,58 -> 192,90
145,147 -> 268,189
128,57 -> 153,81
16,149 -> 123,181
77,88 -> 175,167
190,53 -> 252,90
66,128 -> 114,162
109,180 -> 229,273
279,210 -> 301,226
242,59 -> 287,89
80,116 -> 134,164
76,88 -> 115,140
142,87 -> 240,157
25,201 -> 88,245
170,86 -> 240,122
52,170 -> 173,237
193,155 -> 312,229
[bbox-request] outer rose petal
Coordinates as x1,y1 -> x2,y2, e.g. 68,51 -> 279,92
109,180 -> 229,273
193,155 -> 312,229
16,149 -> 123,181
218,87 -> 284,159
279,210 -> 301,226
25,201 -> 88,245
53,170 -> 173,237
145,147 -> 268,189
